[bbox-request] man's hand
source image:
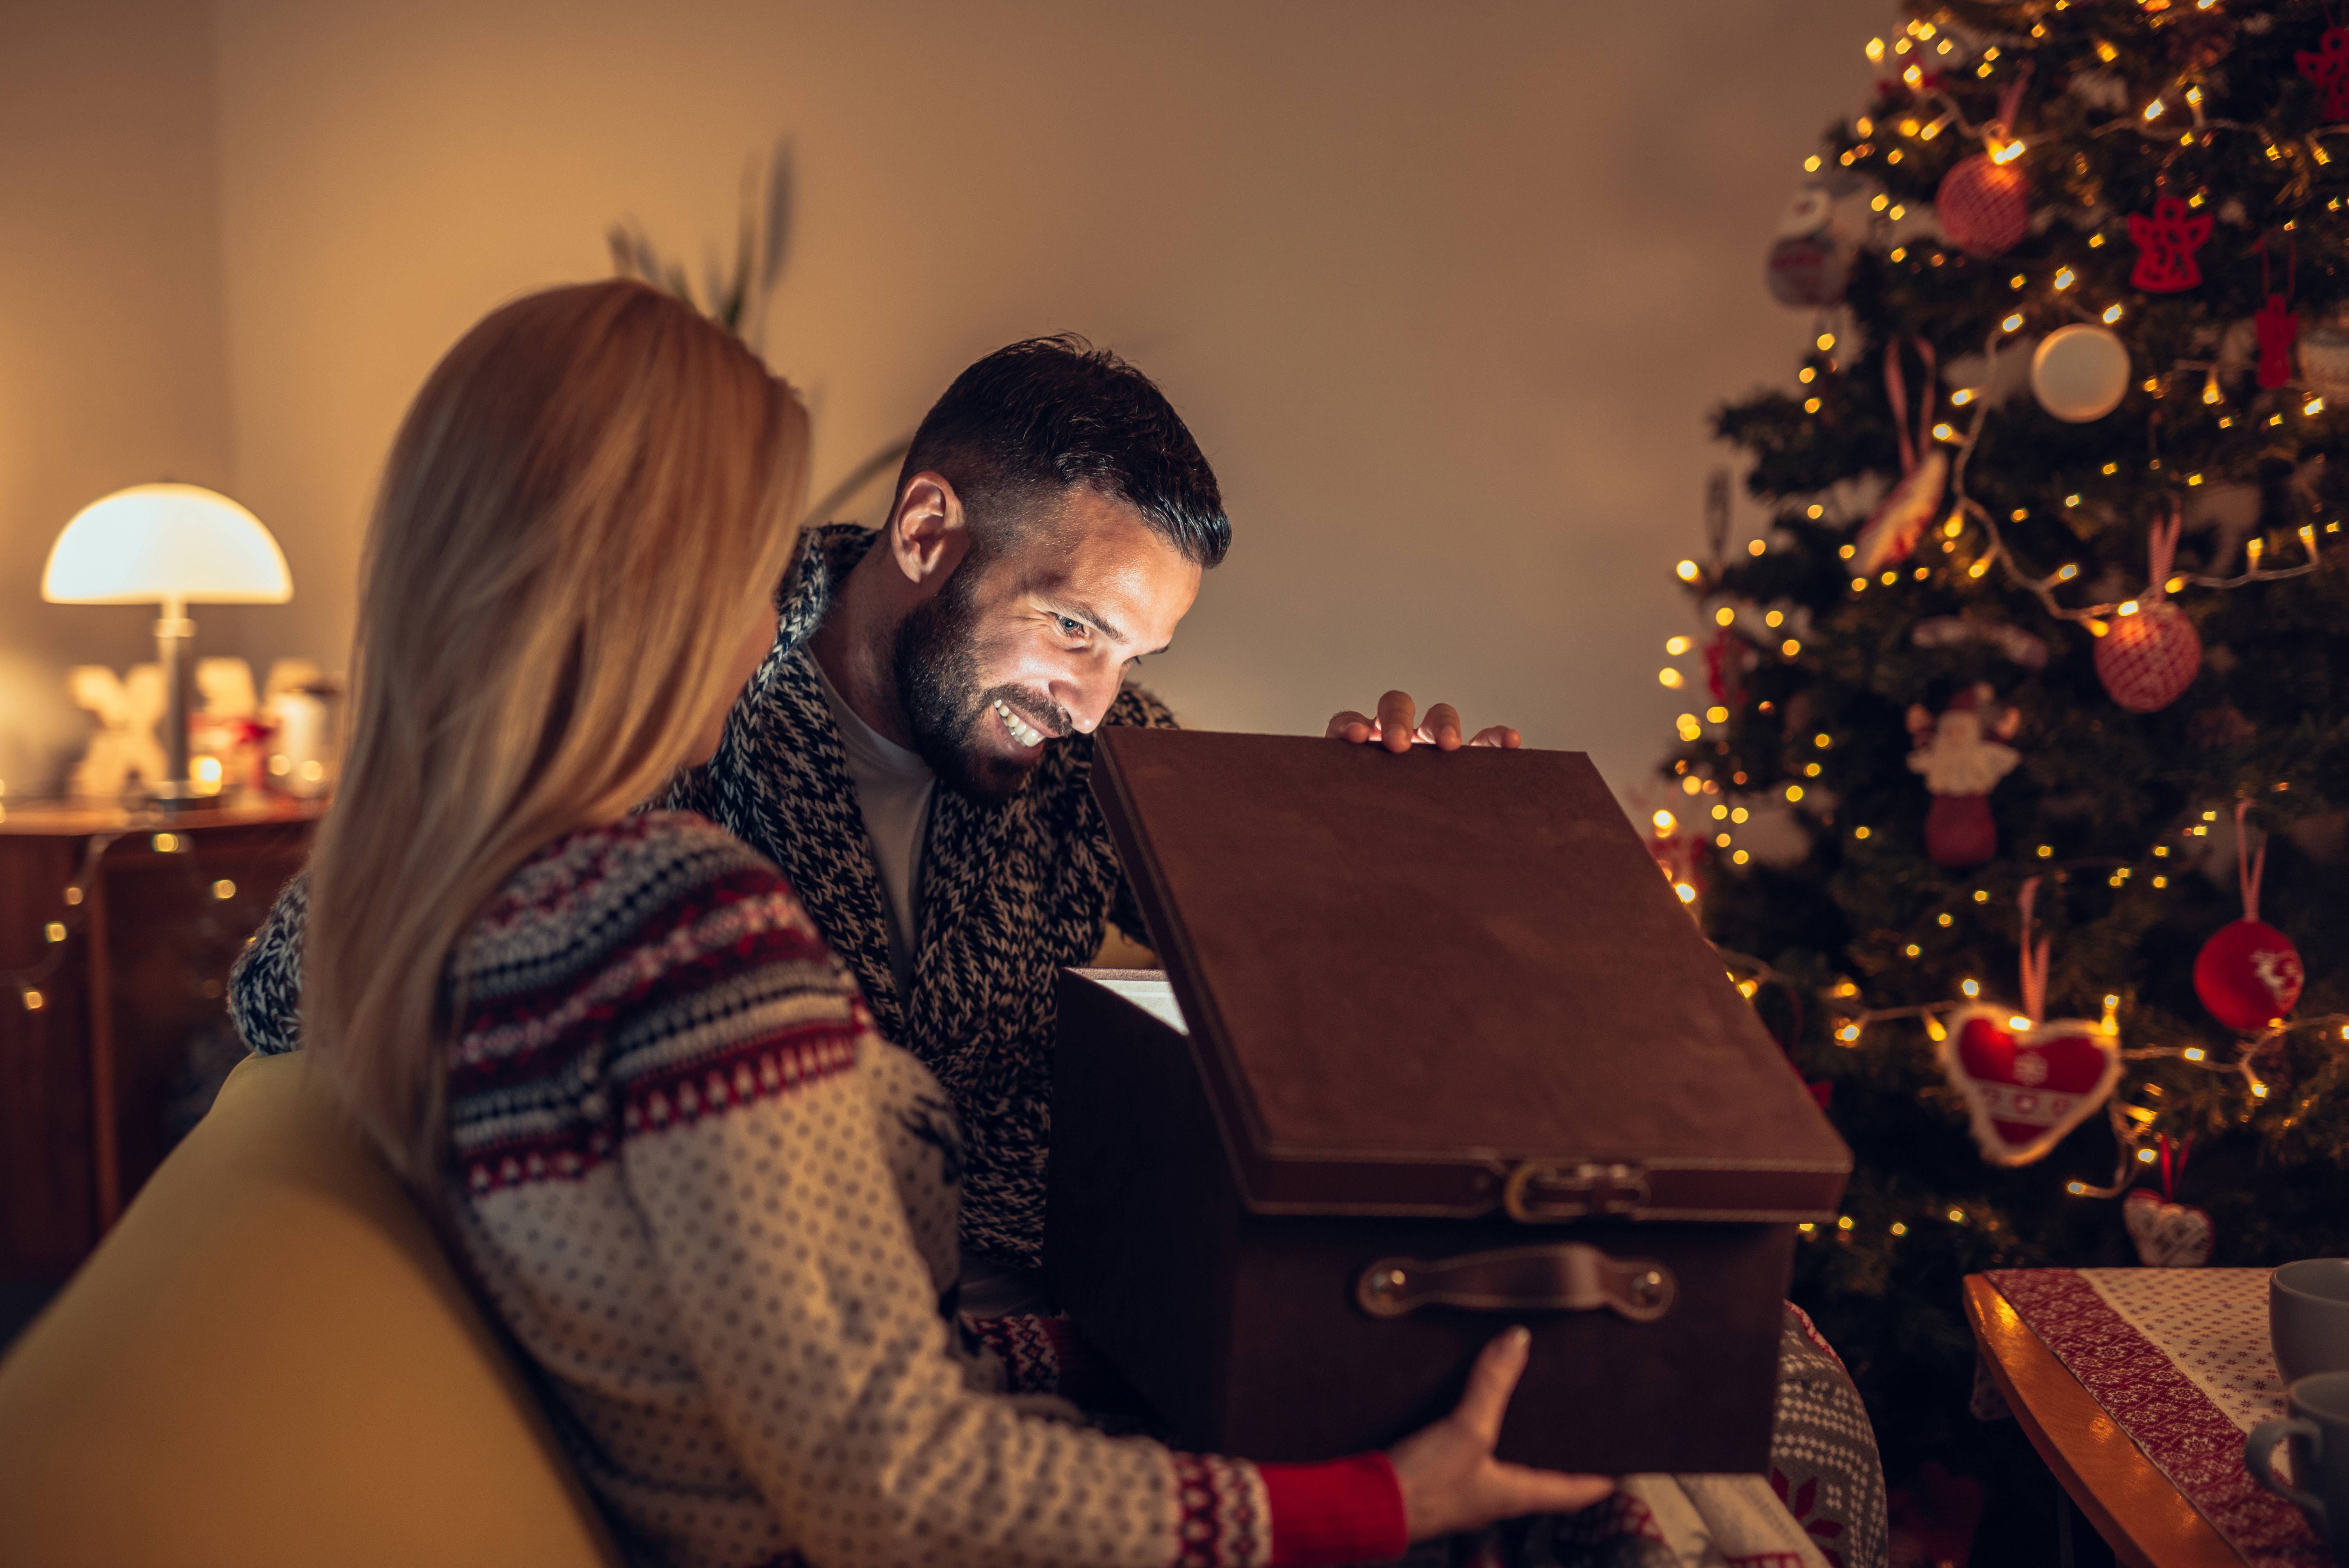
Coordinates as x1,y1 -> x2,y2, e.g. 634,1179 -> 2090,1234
1387,1327 -> 1615,1540
1326,690 -> 1522,754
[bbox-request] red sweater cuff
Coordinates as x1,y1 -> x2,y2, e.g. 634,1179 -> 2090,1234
1259,1452 -> 1408,1567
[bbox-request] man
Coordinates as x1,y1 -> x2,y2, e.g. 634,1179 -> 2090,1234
230,335 -> 1516,1313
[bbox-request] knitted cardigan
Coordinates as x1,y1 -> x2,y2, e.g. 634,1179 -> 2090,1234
430,809 -> 1401,1568
230,523 -> 1168,1269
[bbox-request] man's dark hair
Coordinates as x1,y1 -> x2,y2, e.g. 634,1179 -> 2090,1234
895,335 -> 1228,568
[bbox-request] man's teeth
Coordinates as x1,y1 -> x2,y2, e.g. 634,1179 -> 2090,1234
994,699 -> 1046,747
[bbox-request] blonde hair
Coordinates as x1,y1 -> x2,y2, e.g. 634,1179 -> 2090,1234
303,279 -> 808,1188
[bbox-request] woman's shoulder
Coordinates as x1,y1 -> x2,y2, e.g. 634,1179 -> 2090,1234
461,811 -> 818,989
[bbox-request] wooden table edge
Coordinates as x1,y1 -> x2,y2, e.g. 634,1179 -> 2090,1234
1963,1274 -> 2245,1568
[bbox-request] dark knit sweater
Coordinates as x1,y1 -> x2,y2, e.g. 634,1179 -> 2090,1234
228,522 -> 1172,1266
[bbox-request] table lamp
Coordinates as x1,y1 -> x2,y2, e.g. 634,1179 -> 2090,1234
41,482 -> 293,805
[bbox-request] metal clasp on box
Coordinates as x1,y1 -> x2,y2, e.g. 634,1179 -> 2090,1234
1501,1159 -> 1650,1222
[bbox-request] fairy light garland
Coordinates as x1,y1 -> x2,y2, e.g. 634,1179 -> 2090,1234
3,830 -> 255,1012
1651,12 -> 2349,1181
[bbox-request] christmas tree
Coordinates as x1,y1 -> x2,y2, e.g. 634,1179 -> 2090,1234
1670,0 -> 2349,1527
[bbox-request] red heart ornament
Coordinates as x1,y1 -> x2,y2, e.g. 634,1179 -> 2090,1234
1941,1005 -> 2123,1166
2124,1187 -> 2214,1268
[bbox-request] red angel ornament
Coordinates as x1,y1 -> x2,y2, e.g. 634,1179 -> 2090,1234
2256,239 -> 2299,391
1854,338 -> 1946,574
2128,197 -> 2214,292
2299,27 -> 2349,121
1907,683 -> 2020,870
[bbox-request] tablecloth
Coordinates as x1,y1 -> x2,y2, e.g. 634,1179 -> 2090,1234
1989,1267 -> 2326,1568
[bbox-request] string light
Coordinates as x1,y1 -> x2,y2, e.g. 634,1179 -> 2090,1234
1658,667 -> 1686,689
1665,635 -> 1691,654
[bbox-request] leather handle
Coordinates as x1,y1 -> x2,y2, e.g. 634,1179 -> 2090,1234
1355,1243 -> 1675,1323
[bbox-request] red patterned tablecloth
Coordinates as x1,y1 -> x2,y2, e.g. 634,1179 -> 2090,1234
1989,1267 -> 2325,1568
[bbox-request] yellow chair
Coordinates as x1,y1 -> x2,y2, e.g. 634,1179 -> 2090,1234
0,1051 -> 624,1568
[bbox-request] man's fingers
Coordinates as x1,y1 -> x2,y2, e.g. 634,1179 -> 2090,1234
1468,725 -> 1522,749
1451,1326 -> 1531,1447
1483,1463 -> 1616,1518
1421,703 -> 1463,751
1376,691 -> 1417,754
1327,711 -> 1377,743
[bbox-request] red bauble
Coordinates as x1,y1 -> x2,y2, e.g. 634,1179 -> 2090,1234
1936,156 -> 2030,258
1925,793 -> 1998,869
2194,918 -> 2305,1031
2094,601 -> 2201,712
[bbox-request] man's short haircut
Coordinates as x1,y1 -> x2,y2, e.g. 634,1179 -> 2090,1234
895,335 -> 1229,568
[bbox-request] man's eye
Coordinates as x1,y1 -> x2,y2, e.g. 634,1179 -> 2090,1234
1057,616 -> 1084,636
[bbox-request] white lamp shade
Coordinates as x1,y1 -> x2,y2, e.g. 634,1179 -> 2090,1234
42,482 -> 292,606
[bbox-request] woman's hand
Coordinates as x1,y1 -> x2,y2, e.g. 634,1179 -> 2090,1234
1386,1327 -> 1615,1540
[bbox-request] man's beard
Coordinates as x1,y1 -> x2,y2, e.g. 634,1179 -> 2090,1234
891,565 -> 1072,806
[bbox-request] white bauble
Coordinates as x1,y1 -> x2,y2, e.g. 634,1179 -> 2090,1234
2300,326 -> 2349,398
2031,324 -> 2132,422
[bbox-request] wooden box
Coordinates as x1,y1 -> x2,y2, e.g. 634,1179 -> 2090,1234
1045,731 -> 1850,1475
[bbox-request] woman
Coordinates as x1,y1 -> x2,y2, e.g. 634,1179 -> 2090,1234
297,279 -> 1609,1568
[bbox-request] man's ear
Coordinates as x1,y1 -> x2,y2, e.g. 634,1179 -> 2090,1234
888,472 -> 971,593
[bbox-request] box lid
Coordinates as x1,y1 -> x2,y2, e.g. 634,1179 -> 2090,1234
1088,729 -> 1850,1224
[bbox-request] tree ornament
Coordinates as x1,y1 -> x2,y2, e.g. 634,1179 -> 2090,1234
1907,684 -> 2020,870
2030,324 -> 2132,422
1853,338 -> 1945,573
1704,624 -> 1751,709
2125,1137 -> 2213,1267
2255,240 -> 2299,391
1935,75 -> 2033,259
2301,323 -> 2349,398
2298,27 -> 2349,121
2128,197 -> 2214,292
2194,801 -> 2305,1032
1940,879 -> 2122,1167
1937,159 -> 2030,258
2094,510 -> 2202,712
1765,184 -> 1855,308
1912,616 -> 2050,668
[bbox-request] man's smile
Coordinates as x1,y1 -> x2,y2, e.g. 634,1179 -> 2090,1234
992,697 -> 1051,749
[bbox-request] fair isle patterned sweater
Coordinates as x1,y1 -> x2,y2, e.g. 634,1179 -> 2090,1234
232,523 -> 1170,1269
432,810 -> 1402,1568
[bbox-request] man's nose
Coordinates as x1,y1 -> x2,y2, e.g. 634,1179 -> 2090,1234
1052,657 -> 1124,735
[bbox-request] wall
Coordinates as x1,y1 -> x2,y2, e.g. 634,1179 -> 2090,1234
210,0 -> 1885,798
0,0 -> 239,796
5,1 -> 1889,799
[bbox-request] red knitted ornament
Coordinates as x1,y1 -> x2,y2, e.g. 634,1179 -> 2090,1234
2096,602 -> 2201,711
2192,804 -> 2304,1032
2093,511 -> 2200,713
1936,156 -> 2030,258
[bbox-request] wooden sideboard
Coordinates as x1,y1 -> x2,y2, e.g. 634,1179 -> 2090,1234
0,796 -> 321,1282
